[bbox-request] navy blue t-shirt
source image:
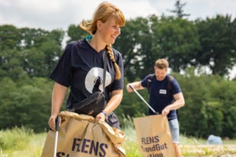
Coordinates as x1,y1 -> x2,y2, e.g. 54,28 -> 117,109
50,38 -> 124,109
141,74 -> 181,120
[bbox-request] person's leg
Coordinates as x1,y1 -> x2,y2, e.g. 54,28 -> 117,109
173,143 -> 181,157
169,119 -> 181,157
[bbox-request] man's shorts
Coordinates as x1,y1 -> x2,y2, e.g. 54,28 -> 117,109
169,118 -> 179,144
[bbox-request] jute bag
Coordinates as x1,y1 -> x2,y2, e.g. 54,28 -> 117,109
41,111 -> 126,157
133,115 -> 175,157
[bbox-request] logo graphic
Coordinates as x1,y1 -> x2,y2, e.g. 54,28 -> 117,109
85,67 -> 112,93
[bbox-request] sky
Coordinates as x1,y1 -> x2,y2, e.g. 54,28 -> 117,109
0,0 -> 235,31
0,0 -> 236,79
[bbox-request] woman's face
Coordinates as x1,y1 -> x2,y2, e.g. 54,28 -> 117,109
98,17 -> 121,44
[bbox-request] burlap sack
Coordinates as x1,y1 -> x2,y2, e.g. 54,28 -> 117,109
134,115 -> 175,157
41,111 -> 126,157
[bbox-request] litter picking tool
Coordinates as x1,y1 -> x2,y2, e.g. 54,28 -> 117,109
129,85 -> 159,114
54,116 -> 59,157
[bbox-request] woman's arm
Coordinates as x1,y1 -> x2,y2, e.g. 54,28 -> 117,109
95,89 -> 123,122
48,82 -> 68,130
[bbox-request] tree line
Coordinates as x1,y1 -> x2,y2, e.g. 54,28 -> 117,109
0,11 -> 236,138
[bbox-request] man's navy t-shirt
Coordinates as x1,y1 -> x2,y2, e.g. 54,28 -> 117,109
50,38 -> 124,109
141,74 -> 181,120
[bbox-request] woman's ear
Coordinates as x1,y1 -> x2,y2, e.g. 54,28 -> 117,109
96,20 -> 103,30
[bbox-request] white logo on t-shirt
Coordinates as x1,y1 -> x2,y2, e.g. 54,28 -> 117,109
85,67 -> 112,93
159,89 -> 167,94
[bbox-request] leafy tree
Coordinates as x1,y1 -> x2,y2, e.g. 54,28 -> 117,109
19,28 -> 64,77
0,25 -> 21,51
168,0 -> 190,18
151,16 -> 200,72
20,28 -> 49,49
209,78 -> 236,138
21,48 -> 45,77
0,77 -> 53,132
67,24 -> 89,43
195,15 -> 236,76
135,16 -> 158,79
115,16 -> 155,81
0,49 -> 25,81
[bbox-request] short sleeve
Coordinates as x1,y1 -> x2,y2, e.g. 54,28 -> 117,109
172,79 -> 182,94
141,74 -> 153,88
50,44 -> 73,87
110,52 -> 124,90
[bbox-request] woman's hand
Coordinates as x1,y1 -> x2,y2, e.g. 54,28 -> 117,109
95,112 -> 106,123
48,115 -> 61,131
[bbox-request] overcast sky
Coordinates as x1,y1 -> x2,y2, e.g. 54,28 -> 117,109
0,0 -> 236,78
0,0 -> 235,31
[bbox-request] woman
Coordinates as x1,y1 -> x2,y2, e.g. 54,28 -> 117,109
48,2 -> 125,130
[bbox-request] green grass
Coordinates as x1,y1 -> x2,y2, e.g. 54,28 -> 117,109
123,125 -> 142,157
0,125 -> 236,157
0,127 -> 33,150
0,127 -> 46,157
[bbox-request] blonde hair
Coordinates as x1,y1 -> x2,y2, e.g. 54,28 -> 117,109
80,2 -> 125,34
80,2 -> 125,80
106,44 -> 121,79
155,59 -> 169,69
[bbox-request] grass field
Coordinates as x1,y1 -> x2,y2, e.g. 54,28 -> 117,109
0,126 -> 236,157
